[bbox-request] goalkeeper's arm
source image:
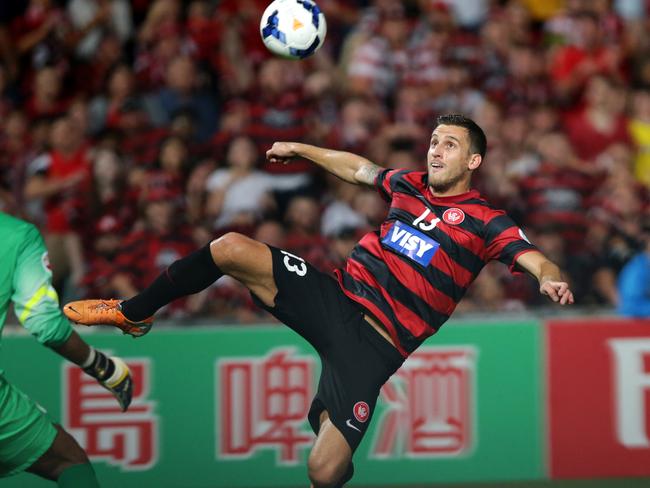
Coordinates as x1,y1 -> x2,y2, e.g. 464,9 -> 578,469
266,142 -> 383,186
11,221 -> 133,412
52,331 -> 133,412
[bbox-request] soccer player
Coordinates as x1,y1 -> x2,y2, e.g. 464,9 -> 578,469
0,211 -> 134,487
65,114 -> 574,488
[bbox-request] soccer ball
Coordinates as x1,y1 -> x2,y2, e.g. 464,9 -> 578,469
260,0 -> 327,60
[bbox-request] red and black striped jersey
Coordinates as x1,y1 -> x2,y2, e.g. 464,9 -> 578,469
334,169 -> 538,358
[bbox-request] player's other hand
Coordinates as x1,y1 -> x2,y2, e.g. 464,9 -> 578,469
266,142 -> 297,164
540,280 -> 574,305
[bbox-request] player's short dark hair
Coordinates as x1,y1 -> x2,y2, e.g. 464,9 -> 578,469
435,114 -> 487,158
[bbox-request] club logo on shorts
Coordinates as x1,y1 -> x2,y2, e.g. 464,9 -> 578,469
381,221 -> 439,266
353,401 -> 370,423
443,208 -> 465,225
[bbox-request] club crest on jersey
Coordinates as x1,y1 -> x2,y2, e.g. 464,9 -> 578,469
353,401 -> 370,423
443,208 -> 465,225
381,221 -> 440,266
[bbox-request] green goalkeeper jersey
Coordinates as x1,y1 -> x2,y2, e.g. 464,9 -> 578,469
0,212 -> 72,372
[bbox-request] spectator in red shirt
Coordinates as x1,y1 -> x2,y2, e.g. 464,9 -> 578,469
564,74 -> 632,163
24,115 -> 92,289
549,10 -> 625,102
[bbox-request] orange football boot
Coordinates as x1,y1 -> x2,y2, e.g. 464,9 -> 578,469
63,299 -> 153,337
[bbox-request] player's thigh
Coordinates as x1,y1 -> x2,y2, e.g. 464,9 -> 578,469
0,377 -> 58,478
308,411 -> 352,486
26,424 -> 89,481
209,232 -> 277,307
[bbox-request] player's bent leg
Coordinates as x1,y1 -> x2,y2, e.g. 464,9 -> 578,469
209,232 -> 277,307
64,232 -> 277,333
26,424 -> 99,487
308,411 -> 353,488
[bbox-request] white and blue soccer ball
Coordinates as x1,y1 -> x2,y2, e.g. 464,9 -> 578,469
260,0 -> 327,60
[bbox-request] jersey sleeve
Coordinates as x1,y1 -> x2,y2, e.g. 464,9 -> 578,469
484,214 -> 538,273
375,168 -> 411,202
11,224 -> 72,346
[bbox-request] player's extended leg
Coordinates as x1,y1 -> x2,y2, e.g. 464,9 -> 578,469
64,233 -> 278,331
26,424 -> 100,487
308,411 -> 353,488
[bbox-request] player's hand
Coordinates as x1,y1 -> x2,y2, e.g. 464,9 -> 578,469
88,357 -> 133,412
540,280 -> 574,305
266,142 -> 297,164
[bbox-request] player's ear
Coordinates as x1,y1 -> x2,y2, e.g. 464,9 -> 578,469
468,154 -> 482,171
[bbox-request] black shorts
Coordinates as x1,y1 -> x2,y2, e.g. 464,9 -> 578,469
252,246 -> 405,453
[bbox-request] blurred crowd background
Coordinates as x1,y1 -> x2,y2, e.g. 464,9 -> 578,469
0,0 -> 649,323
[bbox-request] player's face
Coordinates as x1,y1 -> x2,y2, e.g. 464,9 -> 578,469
427,125 -> 478,194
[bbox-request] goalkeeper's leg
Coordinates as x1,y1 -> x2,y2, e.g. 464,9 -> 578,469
27,425 -> 100,487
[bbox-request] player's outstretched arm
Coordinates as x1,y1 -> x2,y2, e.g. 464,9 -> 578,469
266,142 -> 383,186
515,251 -> 575,305
53,331 -> 134,411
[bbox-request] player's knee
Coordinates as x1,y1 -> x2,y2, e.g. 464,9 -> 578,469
210,232 -> 251,270
307,455 -> 346,487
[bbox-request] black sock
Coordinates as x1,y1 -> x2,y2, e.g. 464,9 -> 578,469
121,243 -> 223,321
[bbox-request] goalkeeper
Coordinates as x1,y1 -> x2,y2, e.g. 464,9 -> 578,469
0,211 -> 133,487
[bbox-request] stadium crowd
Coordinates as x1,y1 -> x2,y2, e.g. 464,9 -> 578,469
0,0 -> 649,322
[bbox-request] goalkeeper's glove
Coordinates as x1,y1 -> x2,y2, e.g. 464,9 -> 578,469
82,348 -> 133,412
